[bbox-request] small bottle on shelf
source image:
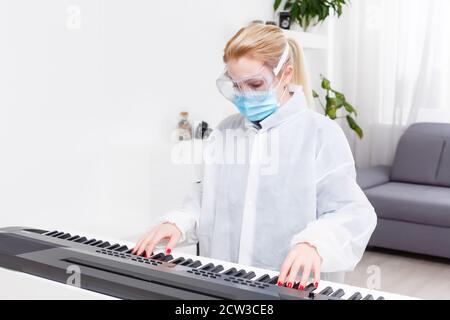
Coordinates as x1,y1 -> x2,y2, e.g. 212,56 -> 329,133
177,111 -> 192,141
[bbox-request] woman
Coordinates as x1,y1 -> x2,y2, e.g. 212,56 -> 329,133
132,24 -> 377,289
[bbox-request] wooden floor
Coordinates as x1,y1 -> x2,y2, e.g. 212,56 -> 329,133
345,248 -> 450,300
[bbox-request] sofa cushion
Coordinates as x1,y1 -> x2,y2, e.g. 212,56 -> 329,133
436,139 -> 450,187
391,134 -> 445,185
365,182 -> 450,228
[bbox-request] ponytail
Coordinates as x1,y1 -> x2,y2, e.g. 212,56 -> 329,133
287,38 -> 315,108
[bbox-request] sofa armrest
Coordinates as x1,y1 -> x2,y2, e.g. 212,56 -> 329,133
356,165 -> 391,190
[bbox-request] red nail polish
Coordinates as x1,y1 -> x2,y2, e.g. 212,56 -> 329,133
166,248 -> 171,254
299,285 -> 305,291
277,281 -> 283,287
315,282 -> 319,288
287,282 -> 293,288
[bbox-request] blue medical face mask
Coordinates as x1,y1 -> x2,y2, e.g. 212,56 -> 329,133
232,87 -> 280,122
232,74 -> 288,122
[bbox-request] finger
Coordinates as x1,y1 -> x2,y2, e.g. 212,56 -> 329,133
133,235 -> 148,255
136,230 -> 157,256
132,235 -> 147,254
145,231 -> 170,258
165,232 -> 181,255
277,251 -> 296,286
299,261 -> 312,290
133,229 -> 155,254
312,259 -> 321,288
286,258 -> 303,289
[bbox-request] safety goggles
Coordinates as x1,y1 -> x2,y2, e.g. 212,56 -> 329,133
216,43 -> 290,102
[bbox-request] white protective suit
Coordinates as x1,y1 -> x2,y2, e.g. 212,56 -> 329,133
155,85 -> 377,283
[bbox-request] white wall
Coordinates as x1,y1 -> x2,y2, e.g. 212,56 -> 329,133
0,0 -> 277,238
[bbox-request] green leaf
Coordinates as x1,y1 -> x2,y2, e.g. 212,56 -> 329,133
326,96 -> 337,107
327,106 -> 337,120
274,0 -> 283,11
312,90 -> 319,98
321,77 -> 331,90
344,102 -> 358,116
334,91 -> 345,101
346,115 -> 364,139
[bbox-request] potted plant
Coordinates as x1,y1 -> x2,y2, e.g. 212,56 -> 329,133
313,75 -> 363,139
274,0 -> 350,32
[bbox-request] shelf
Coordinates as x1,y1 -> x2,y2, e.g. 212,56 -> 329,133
283,29 -> 328,50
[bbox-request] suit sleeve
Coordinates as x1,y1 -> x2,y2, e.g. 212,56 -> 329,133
290,120 -> 377,273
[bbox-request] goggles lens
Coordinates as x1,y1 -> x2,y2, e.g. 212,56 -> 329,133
216,69 -> 274,102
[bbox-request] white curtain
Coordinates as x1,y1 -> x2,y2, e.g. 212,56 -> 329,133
330,0 -> 450,168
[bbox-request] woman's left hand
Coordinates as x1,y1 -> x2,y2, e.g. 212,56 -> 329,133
277,242 -> 322,290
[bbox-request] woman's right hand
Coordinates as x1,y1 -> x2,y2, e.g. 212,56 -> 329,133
131,222 -> 182,258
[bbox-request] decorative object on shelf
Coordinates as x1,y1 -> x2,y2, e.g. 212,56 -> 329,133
177,111 -> 192,141
274,0 -> 350,32
313,75 -> 363,139
279,11 -> 291,30
194,121 -> 213,140
250,20 -> 277,26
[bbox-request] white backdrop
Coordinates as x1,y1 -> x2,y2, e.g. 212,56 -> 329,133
0,0 -> 279,238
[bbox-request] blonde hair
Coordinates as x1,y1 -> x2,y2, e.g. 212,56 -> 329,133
223,24 -> 314,108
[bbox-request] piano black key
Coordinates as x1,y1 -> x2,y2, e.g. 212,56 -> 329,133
150,253 -> 164,260
125,249 -> 134,254
52,232 -> 65,238
348,292 -> 363,300
170,257 -> 185,265
232,269 -> 247,277
97,241 -> 111,248
57,233 -> 71,239
187,260 -> 202,268
255,274 -> 271,283
180,258 -> 193,266
161,255 -> 174,262
45,231 -> 59,236
319,287 -> 334,296
114,245 -> 128,252
74,237 -> 87,243
138,250 -> 150,257
268,276 -> 279,285
222,268 -> 237,276
90,240 -> 103,246
106,243 -> 120,250
304,283 -> 317,293
83,239 -> 97,245
67,235 -> 80,241
199,263 -> 215,271
376,296 -> 385,300
241,271 -> 256,279
362,294 -> 374,300
330,289 -> 345,299
210,265 -> 224,273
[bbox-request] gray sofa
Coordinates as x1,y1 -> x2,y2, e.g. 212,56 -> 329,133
357,123 -> 450,259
